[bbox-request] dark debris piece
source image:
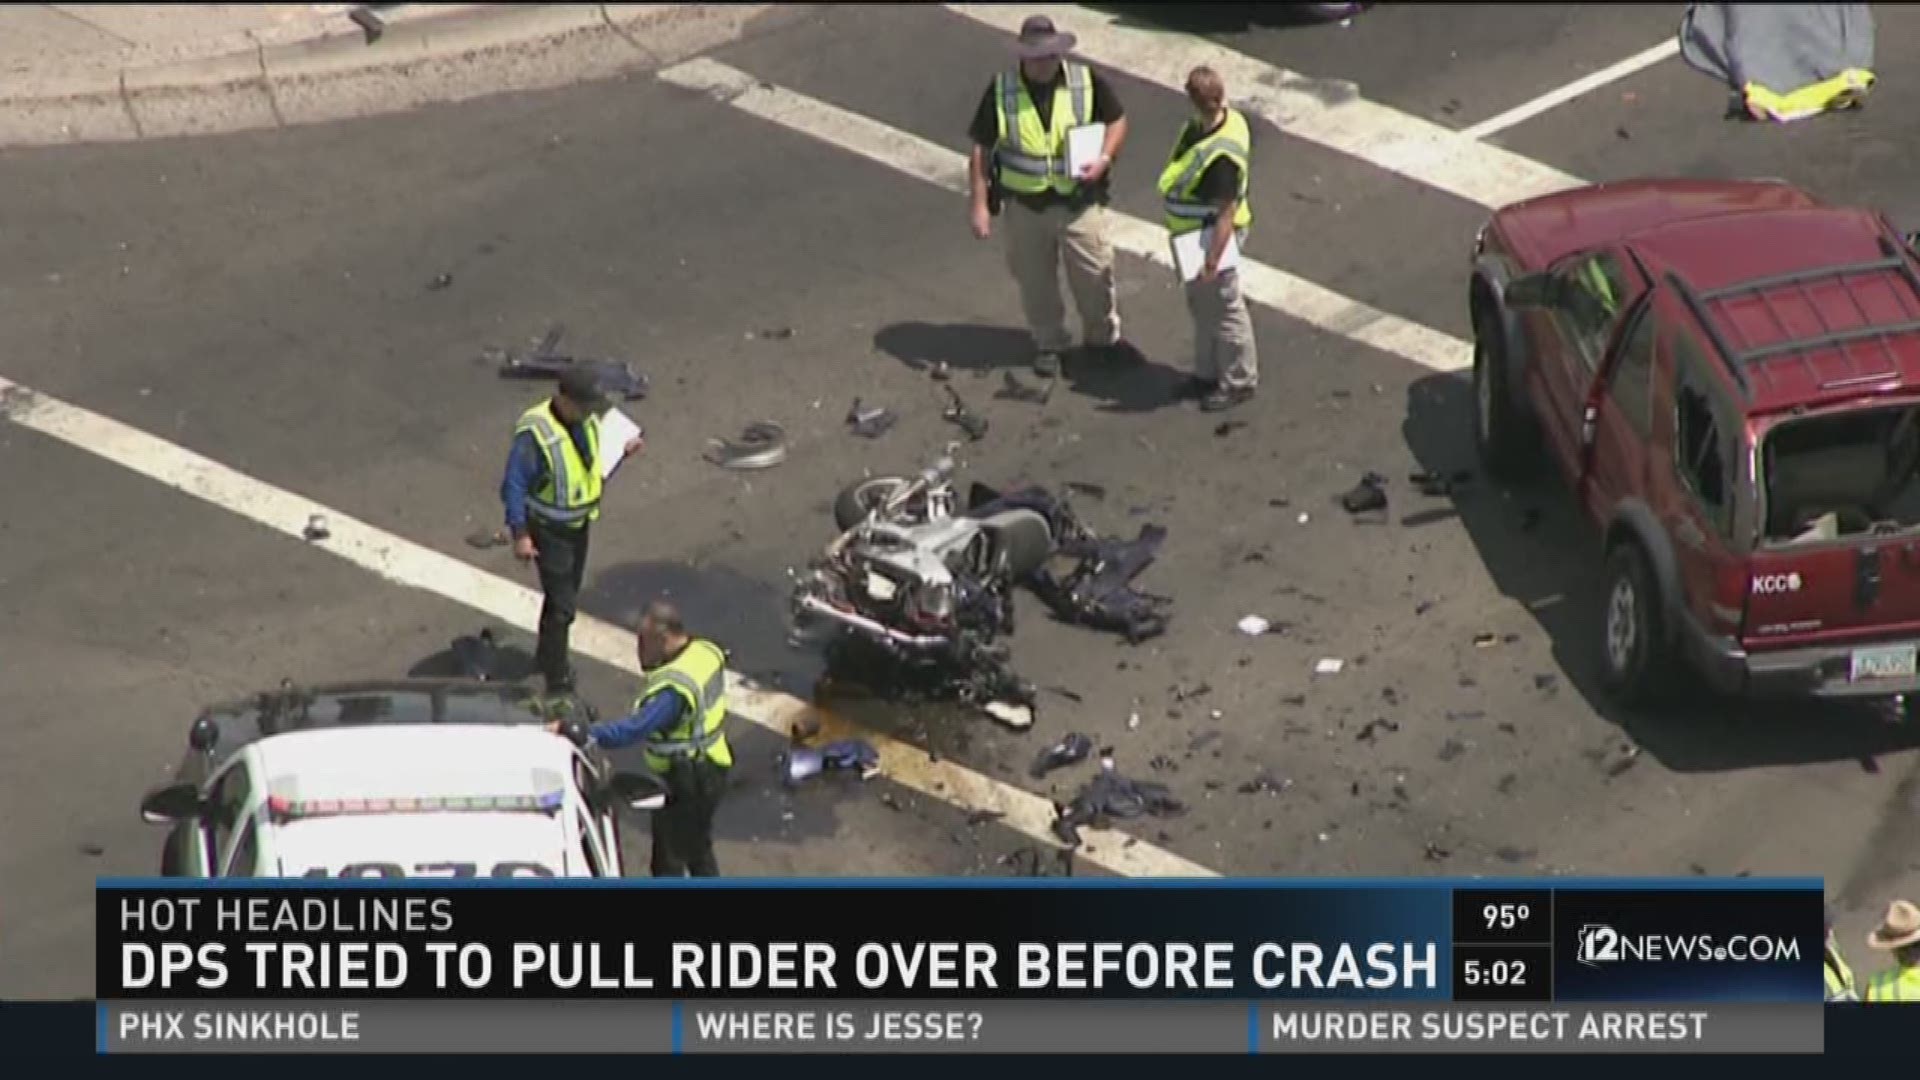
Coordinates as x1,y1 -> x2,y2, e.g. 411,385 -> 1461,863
428,272 -> 454,291
495,324 -> 650,400
1044,685 -> 1084,703
1533,673 -> 1560,693
754,326 -> 795,340
1237,773 -> 1291,795
1052,766 -> 1186,846
1339,472 -> 1388,514
1495,846 -> 1536,865
1423,841 -> 1452,862
1437,738 -> 1468,763
1148,754 -> 1179,773
1214,420 -> 1248,438
1001,846 -> 1074,877
845,398 -> 897,439
942,385 -> 989,441
1495,773 -> 1518,796
1355,718 -> 1400,743
1064,480 -> 1108,500
450,628 -> 501,681
966,809 -> 1006,827
1029,732 -> 1093,779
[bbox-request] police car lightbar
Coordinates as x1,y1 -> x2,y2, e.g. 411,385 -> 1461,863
265,790 -> 565,821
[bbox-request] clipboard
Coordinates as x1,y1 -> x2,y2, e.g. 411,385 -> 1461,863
1170,226 -> 1241,283
597,407 -> 643,480
1066,122 -> 1106,178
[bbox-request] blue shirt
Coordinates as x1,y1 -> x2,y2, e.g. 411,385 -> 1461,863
589,690 -> 687,749
500,417 -> 595,536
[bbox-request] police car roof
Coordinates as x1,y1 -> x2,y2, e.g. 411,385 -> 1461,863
251,724 -> 579,803
269,810 -> 579,878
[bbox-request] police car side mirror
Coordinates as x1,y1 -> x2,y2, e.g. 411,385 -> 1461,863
605,772 -> 668,813
1504,272 -> 1556,309
141,782 -> 202,824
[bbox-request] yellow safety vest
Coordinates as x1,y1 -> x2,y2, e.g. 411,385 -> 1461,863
1578,259 -> 1619,314
1744,69 -> 1873,122
1824,945 -> 1857,1001
637,638 -> 732,772
515,401 -> 602,528
1157,108 -> 1253,236
1862,964 -> 1920,1002
992,64 -> 1094,196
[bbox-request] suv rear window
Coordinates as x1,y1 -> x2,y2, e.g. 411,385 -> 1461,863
1761,402 -> 1920,543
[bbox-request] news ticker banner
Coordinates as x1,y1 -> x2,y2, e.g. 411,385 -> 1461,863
97,879 -> 1826,1054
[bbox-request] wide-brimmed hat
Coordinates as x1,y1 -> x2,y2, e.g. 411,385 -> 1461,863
1016,14 -> 1076,60
1866,898 -> 1920,951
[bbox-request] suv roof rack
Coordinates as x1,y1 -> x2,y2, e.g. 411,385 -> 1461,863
1665,235 -> 1920,400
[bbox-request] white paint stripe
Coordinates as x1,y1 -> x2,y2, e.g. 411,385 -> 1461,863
0,376 -> 1216,878
1460,38 -> 1681,141
659,58 -> 1467,374
943,2 -> 1581,209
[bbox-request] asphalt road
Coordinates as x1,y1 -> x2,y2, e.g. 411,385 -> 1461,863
3,2 -> 1918,998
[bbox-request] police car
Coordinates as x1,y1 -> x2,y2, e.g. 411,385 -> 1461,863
137,680 -> 666,878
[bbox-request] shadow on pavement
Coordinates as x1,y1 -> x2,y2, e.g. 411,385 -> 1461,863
583,558 -> 822,695
1091,2 -> 1371,33
407,629 -> 538,682
1403,371 -> 1920,774
1061,343 -> 1189,414
874,321 -> 1033,374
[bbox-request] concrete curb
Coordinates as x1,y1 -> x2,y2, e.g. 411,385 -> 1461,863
0,4 -> 775,148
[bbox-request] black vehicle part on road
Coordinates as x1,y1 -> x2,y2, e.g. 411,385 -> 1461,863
495,324 -> 651,401
1600,534 -> 1677,706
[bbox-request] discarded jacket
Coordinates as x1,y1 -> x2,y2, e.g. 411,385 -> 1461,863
1053,764 -> 1186,846
968,484 -> 1172,644
1680,4 -> 1874,121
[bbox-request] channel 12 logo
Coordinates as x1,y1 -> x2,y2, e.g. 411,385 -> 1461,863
1576,924 -> 1619,967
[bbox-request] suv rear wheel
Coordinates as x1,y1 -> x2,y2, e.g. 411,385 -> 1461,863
1599,542 -> 1672,706
1472,306 -> 1540,480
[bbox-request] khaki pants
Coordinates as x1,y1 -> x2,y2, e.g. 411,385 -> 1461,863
1003,200 -> 1121,355
1185,262 -> 1258,390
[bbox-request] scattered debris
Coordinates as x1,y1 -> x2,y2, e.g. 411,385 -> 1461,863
1280,694 -> 1307,707
1214,420 -> 1247,438
1495,773 -> 1518,796
1437,738 -> 1468,763
1339,472 -> 1389,514
1447,709 -> 1486,722
1052,761 -> 1186,846
1064,480 -> 1107,501
1409,469 -> 1473,497
1269,496 -> 1291,508
1603,742 -> 1642,779
80,843 -> 105,857
845,398 -> 897,439
1173,683 -> 1212,702
999,369 -> 1055,404
1237,615 -> 1273,636
942,386 -> 989,441
965,809 -> 1005,827
495,324 -> 650,401
704,421 -> 788,469
1473,632 -> 1499,648
1533,673 -> 1559,692
1030,732 -> 1093,779
465,528 -> 510,550
1203,780 -> 1224,792
1860,755 -> 1881,774
1494,846 -> 1535,865
1001,846 -> 1074,877
929,361 -> 952,382
1044,685 -> 1084,703
1238,773 -> 1291,795
1497,722 -> 1517,735
1423,841 -> 1452,862
1127,708 -> 1141,731
1355,718 -> 1400,742
878,792 -> 906,812
451,628 -> 500,681
1148,754 -> 1178,772
1314,658 -> 1345,675
1187,731 -> 1222,752
1414,600 -> 1435,615
753,326 -> 795,340
983,700 -> 1034,729
303,514 -> 330,541
1297,512 -> 1311,525
427,272 -> 454,291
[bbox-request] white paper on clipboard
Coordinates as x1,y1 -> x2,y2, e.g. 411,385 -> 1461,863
597,407 -> 642,480
1170,226 -> 1241,283
1065,123 -> 1106,178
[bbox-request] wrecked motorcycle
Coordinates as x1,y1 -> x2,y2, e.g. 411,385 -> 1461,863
789,447 -> 1064,728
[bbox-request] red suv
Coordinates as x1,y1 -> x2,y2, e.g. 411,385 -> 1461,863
1470,178 -> 1920,709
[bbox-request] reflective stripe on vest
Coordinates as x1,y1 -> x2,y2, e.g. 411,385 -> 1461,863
1825,947 -> 1856,1001
993,64 -> 1092,196
1862,965 -> 1920,1002
516,402 -> 602,525
639,639 -> 730,765
1157,108 -> 1253,236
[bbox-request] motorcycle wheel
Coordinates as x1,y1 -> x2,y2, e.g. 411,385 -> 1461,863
834,475 -> 913,532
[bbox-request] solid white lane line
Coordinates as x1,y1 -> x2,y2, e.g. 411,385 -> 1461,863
1460,38 -> 1681,141
942,2 -> 1582,209
659,57 -> 1468,373
0,376 -> 1217,878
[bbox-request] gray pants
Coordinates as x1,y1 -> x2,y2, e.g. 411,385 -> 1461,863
1004,200 -> 1122,354
1185,261 -> 1258,390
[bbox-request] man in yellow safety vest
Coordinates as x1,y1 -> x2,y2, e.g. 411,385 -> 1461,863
556,599 -> 733,877
1824,907 -> 1857,1002
500,366 -> 643,696
1158,66 -> 1257,412
967,14 -> 1135,380
1861,898 -> 1920,1002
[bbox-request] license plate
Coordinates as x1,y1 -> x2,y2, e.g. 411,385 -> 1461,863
1850,644 -> 1918,682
